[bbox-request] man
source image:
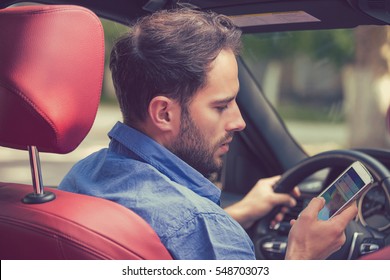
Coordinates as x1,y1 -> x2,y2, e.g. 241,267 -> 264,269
59,8 -> 357,259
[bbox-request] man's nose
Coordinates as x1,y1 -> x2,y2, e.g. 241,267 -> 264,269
226,102 -> 246,132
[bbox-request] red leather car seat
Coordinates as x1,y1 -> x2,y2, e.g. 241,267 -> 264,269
0,5 -> 172,260
359,245 -> 390,260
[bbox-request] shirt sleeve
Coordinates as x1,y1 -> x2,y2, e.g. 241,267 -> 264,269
163,212 -> 256,260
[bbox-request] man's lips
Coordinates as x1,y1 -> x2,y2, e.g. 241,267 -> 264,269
219,138 -> 233,153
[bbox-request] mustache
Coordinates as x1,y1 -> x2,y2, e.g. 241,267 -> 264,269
219,132 -> 235,145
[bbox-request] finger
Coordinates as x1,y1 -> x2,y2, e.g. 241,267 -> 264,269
290,219 -> 296,226
273,212 -> 284,223
301,197 -> 325,217
280,206 -> 289,214
274,193 -> 297,208
291,186 -> 301,198
270,208 -> 289,227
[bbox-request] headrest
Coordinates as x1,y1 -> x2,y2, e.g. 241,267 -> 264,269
0,5 -> 104,153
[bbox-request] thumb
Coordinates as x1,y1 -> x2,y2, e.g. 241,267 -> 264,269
302,197 -> 326,217
262,175 -> 281,187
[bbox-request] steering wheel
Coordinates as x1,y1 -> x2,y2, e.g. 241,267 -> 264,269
252,149 -> 390,260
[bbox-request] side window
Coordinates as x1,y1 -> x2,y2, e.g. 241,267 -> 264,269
100,18 -> 128,104
241,27 -> 390,155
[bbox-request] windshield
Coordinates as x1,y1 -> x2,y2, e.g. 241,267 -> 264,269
241,26 -> 390,155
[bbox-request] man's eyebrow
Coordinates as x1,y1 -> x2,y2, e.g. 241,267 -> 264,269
211,95 -> 236,106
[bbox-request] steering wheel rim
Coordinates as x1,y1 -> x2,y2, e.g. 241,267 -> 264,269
274,149 -> 390,193
253,149 -> 390,260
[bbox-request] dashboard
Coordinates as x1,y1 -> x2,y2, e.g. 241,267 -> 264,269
358,182 -> 390,232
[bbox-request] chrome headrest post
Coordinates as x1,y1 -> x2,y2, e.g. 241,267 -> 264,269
22,146 -> 56,204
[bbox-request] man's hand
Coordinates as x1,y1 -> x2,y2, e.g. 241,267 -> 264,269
285,197 -> 358,260
225,175 -> 300,229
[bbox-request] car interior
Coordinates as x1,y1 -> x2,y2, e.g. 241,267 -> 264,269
0,0 -> 389,260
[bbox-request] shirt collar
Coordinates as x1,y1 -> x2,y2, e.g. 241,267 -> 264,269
108,122 -> 221,204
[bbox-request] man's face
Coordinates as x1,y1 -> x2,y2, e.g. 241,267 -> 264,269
170,50 -> 246,176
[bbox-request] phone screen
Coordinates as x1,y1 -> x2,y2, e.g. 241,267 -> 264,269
318,167 -> 365,220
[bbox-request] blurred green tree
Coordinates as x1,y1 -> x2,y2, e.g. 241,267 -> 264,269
100,19 -> 128,102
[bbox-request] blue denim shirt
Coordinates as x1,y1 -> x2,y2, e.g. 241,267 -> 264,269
59,122 -> 255,260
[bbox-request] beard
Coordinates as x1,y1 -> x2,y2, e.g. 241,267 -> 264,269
168,108 -> 233,177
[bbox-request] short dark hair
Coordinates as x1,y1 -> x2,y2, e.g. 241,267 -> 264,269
109,8 -> 242,125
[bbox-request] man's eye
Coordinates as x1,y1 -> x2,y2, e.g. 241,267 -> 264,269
216,105 -> 228,112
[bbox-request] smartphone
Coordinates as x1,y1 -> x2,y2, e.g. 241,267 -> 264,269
317,161 -> 373,221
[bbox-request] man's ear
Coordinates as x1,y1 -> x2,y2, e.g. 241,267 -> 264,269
148,96 -> 180,132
